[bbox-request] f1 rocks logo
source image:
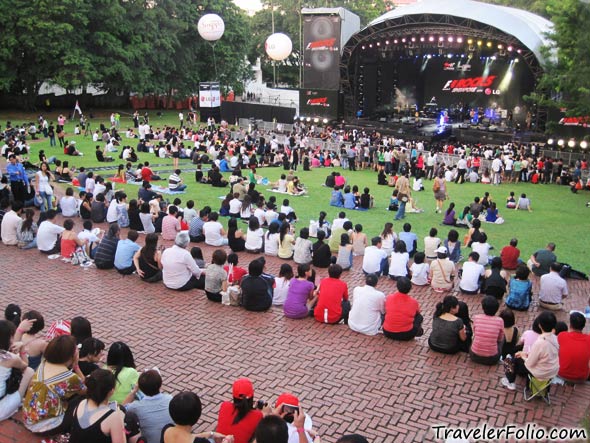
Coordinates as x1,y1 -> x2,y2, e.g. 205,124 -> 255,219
442,76 -> 497,93
306,97 -> 329,107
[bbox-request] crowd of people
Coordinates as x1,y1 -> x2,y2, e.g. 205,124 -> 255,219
1,115 -> 589,441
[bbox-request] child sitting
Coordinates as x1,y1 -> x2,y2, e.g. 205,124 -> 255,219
280,199 -> 297,222
410,252 -> 430,286
506,191 -> 516,209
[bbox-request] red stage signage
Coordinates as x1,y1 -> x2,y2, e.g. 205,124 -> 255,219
306,38 -> 337,51
442,75 -> 498,93
306,97 -> 330,107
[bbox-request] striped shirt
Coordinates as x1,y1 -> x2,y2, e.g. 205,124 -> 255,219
471,314 -> 504,357
161,215 -> 180,241
168,173 -> 181,190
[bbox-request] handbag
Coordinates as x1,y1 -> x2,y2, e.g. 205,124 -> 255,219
71,247 -> 90,265
433,180 -> 441,192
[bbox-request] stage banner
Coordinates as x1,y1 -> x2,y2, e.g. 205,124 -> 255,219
199,82 -> 221,108
302,14 -> 341,90
299,89 -> 339,119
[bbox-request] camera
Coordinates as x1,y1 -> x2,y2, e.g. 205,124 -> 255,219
256,400 -> 267,410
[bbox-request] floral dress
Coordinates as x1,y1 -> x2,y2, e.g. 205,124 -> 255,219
23,361 -> 85,433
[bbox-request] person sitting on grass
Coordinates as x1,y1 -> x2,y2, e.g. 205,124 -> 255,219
383,277 -> 423,341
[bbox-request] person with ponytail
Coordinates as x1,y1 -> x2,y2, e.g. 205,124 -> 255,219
216,378 -> 262,443
69,369 -> 129,443
428,295 -> 468,354
106,342 -> 138,405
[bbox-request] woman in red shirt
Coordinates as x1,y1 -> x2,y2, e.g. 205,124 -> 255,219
314,264 -> 350,324
216,378 -> 263,443
383,277 -> 423,340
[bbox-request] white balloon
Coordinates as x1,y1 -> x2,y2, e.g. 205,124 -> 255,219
265,33 -> 293,61
198,14 -> 225,42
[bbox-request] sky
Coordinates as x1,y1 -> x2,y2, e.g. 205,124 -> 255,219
233,0 -> 263,13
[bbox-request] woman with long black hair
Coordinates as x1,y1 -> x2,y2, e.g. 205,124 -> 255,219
216,378 -> 263,443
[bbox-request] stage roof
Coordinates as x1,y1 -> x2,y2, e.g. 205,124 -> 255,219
365,0 -> 554,66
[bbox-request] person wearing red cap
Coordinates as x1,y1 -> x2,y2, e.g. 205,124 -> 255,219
216,378 -> 263,443
274,393 -> 314,443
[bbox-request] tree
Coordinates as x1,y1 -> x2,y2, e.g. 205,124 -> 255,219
535,0 -> 590,118
480,0 -> 550,18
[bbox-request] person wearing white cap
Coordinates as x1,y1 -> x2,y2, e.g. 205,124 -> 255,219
428,246 -> 457,292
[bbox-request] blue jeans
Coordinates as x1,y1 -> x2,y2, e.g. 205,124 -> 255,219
47,156 -> 57,164
49,136 -> 56,146
173,184 -> 187,192
39,192 -> 53,213
395,201 -> 406,220
21,238 -> 37,250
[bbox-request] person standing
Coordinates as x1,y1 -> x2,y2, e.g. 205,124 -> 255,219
178,111 -> 184,129
394,173 -> 411,220
6,154 -> 30,205
432,172 -> 447,214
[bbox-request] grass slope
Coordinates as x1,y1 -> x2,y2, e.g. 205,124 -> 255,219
4,110 -> 589,270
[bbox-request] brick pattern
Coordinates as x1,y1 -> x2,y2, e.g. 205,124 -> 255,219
0,215 -> 589,442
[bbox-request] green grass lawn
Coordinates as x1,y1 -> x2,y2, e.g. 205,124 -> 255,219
4,109 -> 590,270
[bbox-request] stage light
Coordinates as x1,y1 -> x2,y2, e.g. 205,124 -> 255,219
429,36 -> 434,42
581,141 -> 588,149
514,58 -> 519,63
517,49 -> 522,53
547,138 -> 554,145
411,37 -> 416,42
439,36 -> 444,42
467,38 -> 473,44
313,118 -> 319,123
394,39 -> 398,44
361,45 -> 365,50
486,42 -> 492,48
498,44 -> 503,49
557,139 -> 564,146
322,118 -> 328,124
369,43 -> 373,48
477,40 -> 482,46
491,55 -> 496,60
427,54 -> 432,59
420,37 -> 425,42
567,139 -> 575,148
499,59 -> 515,91
401,38 -> 406,43
448,36 -> 454,42
457,37 -> 463,43
306,117 -> 311,122
447,54 -> 453,59
385,40 -> 390,45
507,46 -> 513,52
376,42 -> 380,46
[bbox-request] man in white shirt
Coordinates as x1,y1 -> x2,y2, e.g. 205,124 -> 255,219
348,273 -> 386,336
539,262 -> 569,310
455,155 -> 468,184
1,201 -> 23,246
491,155 -> 503,185
459,252 -> 485,294
203,212 -> 228,246
161,232 -> 204,290
331,212 -> 349,231
362,237 -> 388,276
37,210 -> 65,254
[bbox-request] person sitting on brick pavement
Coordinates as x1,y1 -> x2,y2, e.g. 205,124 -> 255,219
312,230 -> 332,269
217,378 -> 262,443
189,208 -> 210,243
0,200 -> 23,246
314,264 -> 350,324
107,341 -> 139,404
68,368 -> 140,443
481,257 -> 509,299
161,232 -> 205,291
557,312 -> 590,383
93,223 -> 121,270
428,295 -> 468,354
241,258 -> 274,312
527,242 -> 557,277
538,262 -> 568,311
114,229 -> 141,275
17,309 -> 46,371
501,311 -> 559,392
348,273 -> 386,336
203,211 -> 228,247
122,369 -> 173,443
0,319 -> 35,422
500,238 -> 520,270
254,415 -> 290,443
470,296 -> 504,366
428,246 -> 457,293
383,276 -> 423,341
163,392 -> 233,443
336,435 -> 369,443
205,249 -> 228,303
161,205 -> 181,241
77,337 -> 105,377
361,237 -> 388,276
133,233 -> 163,283
283,264 -> 317,319
36,209 -> 65,254
458,252 -> 485,295
224,253 -> 248,286
273,393 -> 315,443
504,264 -> 533,311
23,335 -> 86,434
273,264 -> 294,306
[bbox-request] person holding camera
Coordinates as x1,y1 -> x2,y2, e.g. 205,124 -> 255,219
216,378 -> 263,443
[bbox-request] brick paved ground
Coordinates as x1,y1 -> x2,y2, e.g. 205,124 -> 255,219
1,213 -> 589,442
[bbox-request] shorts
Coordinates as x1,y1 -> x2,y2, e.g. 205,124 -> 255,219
172,151 -> 180,158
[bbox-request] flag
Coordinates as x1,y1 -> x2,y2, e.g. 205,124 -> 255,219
74,100 -> 82,116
